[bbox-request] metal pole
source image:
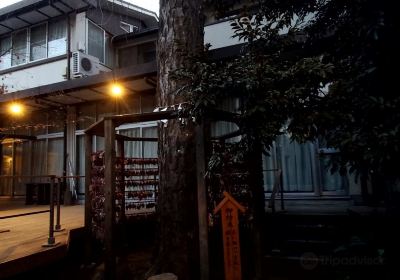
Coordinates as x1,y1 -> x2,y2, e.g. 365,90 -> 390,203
55,177 -> 64,232
42,176 -> 59,247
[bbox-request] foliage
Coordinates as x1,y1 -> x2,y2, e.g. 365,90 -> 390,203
175,0 -> 395,179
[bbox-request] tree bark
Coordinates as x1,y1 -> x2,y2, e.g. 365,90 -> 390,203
156,1 -> 204,279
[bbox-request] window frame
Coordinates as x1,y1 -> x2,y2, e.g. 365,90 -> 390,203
11,28 -> 29,67
86,19 -> 111,65
47,18 -> 67,58
116,39 -> 157,68
29,22 -> 48,62
120,21 -> 138,33
0,18 -> 67,71
0,35 -> 12,70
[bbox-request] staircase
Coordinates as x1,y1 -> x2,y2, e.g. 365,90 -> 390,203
263,212 -> 385,280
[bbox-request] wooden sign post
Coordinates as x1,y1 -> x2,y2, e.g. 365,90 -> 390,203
214,191 -> 245,280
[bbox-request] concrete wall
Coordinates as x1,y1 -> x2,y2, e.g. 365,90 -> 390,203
0,58 -> 68,93
204,21 -> 245,50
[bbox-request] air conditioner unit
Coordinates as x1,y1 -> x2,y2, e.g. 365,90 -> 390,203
71,51 -> 111,78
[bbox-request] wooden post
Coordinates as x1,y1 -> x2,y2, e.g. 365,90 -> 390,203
248,138 -> 266,280
0,144 -> 2,188
196,124 -> 209,280
84,133 -> 93,263
11,141 -> 15,197
104,119 -> 116,280
42,176 -> 59,247
117,140 -> 125,221
54,177 -> 64,232
214,192 -> 245,280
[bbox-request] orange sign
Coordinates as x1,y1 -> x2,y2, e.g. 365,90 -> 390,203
214,191 -> 245,280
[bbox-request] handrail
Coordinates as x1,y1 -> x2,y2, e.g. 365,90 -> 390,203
265,169 -> 285,213
0,174 -> 86,247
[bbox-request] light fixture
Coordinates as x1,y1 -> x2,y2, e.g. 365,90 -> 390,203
110,83 -> 123,97
9,102 -> 24,116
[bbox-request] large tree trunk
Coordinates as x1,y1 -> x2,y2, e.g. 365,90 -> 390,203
156,1 -> 204,279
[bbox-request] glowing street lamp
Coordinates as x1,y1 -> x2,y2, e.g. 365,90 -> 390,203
110,83 -> 123,97
8,103 -> 24,116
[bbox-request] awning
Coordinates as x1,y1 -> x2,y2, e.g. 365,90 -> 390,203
0,0 -> 97,36
0,61 -> 157,113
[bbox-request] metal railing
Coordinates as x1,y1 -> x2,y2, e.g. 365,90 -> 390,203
0,174 -> 85,247
264,169 -> 285,213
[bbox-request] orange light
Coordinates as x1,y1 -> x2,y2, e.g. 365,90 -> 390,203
111,84 -> 123,97
9,103 -> 24,116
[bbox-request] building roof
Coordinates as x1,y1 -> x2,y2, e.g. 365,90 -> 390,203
112,27 -> 158,43
102,0 -> 158,28
0,0 -> 158,37
0,0 -> 96,36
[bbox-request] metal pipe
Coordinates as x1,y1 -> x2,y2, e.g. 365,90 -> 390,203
54,178 -> 64,232
42,176 -> 59,247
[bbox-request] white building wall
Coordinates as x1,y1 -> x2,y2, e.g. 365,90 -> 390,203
0,59 -> 68,93
204,21 -> 245,50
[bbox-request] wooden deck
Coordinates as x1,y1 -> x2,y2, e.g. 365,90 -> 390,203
0,201 -> 84,278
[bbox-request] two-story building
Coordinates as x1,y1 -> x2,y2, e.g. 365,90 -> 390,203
0,0 -> 159,199
0,0 -> 365,213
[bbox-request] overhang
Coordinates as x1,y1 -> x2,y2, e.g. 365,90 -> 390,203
0,0 -> 97,36
0,61 -> 157,113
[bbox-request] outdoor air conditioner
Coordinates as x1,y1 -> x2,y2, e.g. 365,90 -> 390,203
71,51 -> 111,78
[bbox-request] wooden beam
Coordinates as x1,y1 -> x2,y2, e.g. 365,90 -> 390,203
104,119 -> 116,280
49,3 -> 66,15
15,15 -> 32,25
58,0 -> 74,11
0,23 -> 13,31
0,134 -> 37,141
84,133 -> 93,263
35,9 -> 51,19
196,124 -> 209,280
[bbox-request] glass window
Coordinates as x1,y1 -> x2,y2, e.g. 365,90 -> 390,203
104,32 -> 112,67
0,36 -> 11,70
118,46 -> 137,68
12,29 -> 28,66
120,21 -> 137,33
48,138 -> 64,176
137,42 -> 156,64
48,19 -> 67,57
263,135 -> 315,192
88,21 -> 104,63
118,41 -> 156,68
30,24 -> 47,61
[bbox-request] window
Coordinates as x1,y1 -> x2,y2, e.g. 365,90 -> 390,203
120,21 -> 138,33
12,29 -> 28,66
104,32 -> 112,66
0,19 -> 67,71
117,41 -> 156,68
0,36 -> 11,70
48,19 -> 67,57
30,24 -> 47,61
88,21 -> 105,63
263,136 -> 348,194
